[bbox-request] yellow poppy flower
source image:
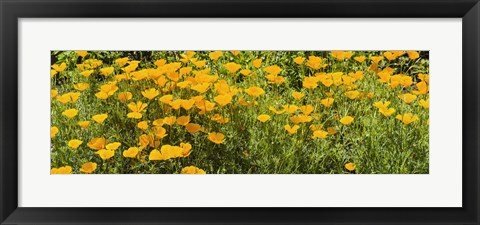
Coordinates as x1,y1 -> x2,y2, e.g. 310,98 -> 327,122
180,99 -> 196,110
62,108 -> 78,118
141,88 -> 160,100
284,124 -> 300,134
168,99 -> 182,110
95,149 -> 115,160
349,71 -> 364,81
73,83 -> 89,91
67,139 -> 83,149
392,51 -> 406,57
370,56 -> 384,64
118,92 -> 133,102
177,116 -> 190,126
320,98 -> 334,107
345,162 -> 356,172
79,162 -> 97,173
300,105 -> 314,115
309,124 -> 322,131
138,134 -> 153,148
210,114 -> 229,124
224,62 -> 241,73
374,101 -> 396,116
289,115 -> 312,124
398,93 -> 417,103
154,126 -> 168,139
302,76 -> 319,89
127,101 -> 148,119
50,89 -> 58,99
95,92 -> 109,100
92,114 -> 108,123
115,57 -> 129,66
51,166 -> 72,174
413,81 -> 429,95
69,92 -> 81,102
419,99 -> 429,109
230,50 -> 240,56
252,58 -> 262,68
137,121 -> 149,130
180,51 -> 196,62
50,126 -> 59,138
186,123 -> 201,134
379,108 -> 396,117
148,144 -> 188,160
292,91 -> 304,100
105,142 -> 121,151
56,94 -> 70,104
192,59 -> 206,68
268,106 -> 284,115
238,97 -> 255,107
263,65 -> 283,76
407,51 -> 420,60
100,82 -> 119,96
324,91 -> 334,97
239,69 -> 252,76
87,137 -> 106,150
332,51 -> 353,60
342,75 -> 354,86
51,62 -> 67,72
327,127 -> 337,135
191,83 -> 211,94
354,56 -> 366,63
209,51 -> 223,61
377,70 -> 391,83
396,113 -> 419,125
340,116 -> 354,125
244,86 -> 265,97
344,90 -> 360,100
159,95 -> 174,104
123,147 -> 139,158
100,67 -> 115,76
373,101 -> 390,109
418,73 -> 430,83
80,70 -> 94,77
75,51 -> 88,58
312,130 -> 328,139
180,143 -> 192,157
181,166 -> 206,174
148,149 -> 163,160
266,74 -> 285,85
283,105 -> 299,114
163,116 -> 177,126
178,67 -> 192,76
390,75 -> 404,88
294,56 -> 305,64
383,51 -> 398,61
50,69 -> 58,78
213,94 -> 233,106
208,132 -> 225,144
257,114 -> 271,123
306,56 -> 324,69
195,100 -> 216,113
78,121 -> 90,129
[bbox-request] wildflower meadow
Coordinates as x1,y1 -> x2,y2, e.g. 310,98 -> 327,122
50,50 -> 429,174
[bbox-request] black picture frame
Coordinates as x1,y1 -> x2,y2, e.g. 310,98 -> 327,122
1,0 -> 479,224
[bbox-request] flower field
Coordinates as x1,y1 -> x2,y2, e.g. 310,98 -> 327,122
50,50 -> 429,174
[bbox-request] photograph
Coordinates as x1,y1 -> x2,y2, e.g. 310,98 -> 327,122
50,50 -> 429,174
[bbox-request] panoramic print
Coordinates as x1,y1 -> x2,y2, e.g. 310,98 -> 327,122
50,50 -> 429,174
